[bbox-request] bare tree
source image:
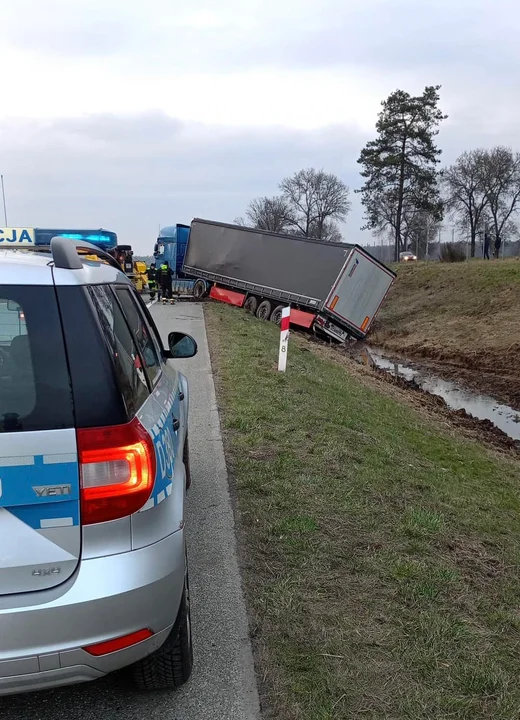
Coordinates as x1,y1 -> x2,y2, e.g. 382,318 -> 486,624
320,221 -> 343,243
442,149 -> 488,257
405,208 -> 442,259
279,168 -> 351,241
370,188 -> 441,257
481,147 -> 520,257
240,196 -> 293,233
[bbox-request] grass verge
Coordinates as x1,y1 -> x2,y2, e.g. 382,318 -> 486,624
205,302 -> 520,720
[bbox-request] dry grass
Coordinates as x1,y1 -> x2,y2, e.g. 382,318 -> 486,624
206,302 -> 520,720
372,259 -> 520,364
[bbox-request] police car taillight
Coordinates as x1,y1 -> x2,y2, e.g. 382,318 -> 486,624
77,417 -> 156,525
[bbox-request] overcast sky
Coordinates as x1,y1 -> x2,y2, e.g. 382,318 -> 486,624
1,0 -> 519,252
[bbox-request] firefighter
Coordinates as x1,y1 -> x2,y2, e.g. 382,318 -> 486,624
148,263 -> 157,300
159,261 -> 174,304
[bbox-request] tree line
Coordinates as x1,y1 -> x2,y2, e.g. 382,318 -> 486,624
237,85 -> 520,260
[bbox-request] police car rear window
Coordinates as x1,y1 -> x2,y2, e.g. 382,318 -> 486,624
88,284 -> 150,417
0,286 -> 74,433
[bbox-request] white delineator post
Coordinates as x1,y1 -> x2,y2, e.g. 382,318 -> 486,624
278,306 -> 291,372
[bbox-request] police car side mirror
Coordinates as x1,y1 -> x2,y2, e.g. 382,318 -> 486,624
166,332 -> 198,359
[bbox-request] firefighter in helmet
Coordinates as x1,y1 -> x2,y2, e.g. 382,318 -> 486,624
147,263 -> 157,301
159,261 -> 174,305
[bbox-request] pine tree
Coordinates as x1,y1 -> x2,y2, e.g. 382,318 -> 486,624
357,86 -> 447,261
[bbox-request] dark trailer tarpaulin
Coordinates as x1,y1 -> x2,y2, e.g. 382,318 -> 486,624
183,219 -> 355,307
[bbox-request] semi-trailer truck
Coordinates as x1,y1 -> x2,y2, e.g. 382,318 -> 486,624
182,218 -> 396,342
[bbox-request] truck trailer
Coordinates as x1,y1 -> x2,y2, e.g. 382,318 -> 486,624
183,218 -> 396,342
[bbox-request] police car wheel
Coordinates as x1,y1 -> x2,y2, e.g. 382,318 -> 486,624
129,563 -> 193,690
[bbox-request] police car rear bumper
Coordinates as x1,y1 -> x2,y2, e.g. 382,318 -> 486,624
0,529 -> 185,696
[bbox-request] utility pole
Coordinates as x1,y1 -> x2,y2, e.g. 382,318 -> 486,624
1,176 -> 7,226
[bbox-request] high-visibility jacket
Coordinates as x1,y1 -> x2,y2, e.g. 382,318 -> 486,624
159,264 -> 173,288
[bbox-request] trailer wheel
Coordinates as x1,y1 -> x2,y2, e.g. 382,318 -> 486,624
256,300 -> 272,321
270,305 -> 285,325
244,296 -> 259,314
193,280 -> 207,300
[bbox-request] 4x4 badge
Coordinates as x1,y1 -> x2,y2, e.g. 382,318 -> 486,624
32,567 -> 61,577
32,484 -> 72,497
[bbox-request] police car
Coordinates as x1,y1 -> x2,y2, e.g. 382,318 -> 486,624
0,237 -> 197,695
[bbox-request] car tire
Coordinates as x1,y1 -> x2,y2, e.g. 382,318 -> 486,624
192,280 -> 207,300
244,295 -> 259,314
256,300 -> 272,320
130,563 -> 193,691
270,305 -> 285,325
184,434 -> 192,491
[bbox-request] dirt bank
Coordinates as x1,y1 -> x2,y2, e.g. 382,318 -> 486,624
371,259 -> 520,409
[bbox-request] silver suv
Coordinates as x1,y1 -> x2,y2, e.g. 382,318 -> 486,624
0,238 -> 197,695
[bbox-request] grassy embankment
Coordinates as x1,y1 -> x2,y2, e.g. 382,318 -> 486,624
206,302 -> 520,720
372,258 -> 520,372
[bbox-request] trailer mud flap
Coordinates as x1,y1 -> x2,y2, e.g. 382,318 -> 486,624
290,308 -> 316,329
209,285 -> 246,307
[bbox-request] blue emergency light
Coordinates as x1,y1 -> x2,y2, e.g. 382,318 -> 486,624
34,228 -> 118,250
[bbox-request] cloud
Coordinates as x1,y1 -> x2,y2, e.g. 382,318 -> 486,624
0,113 -> 366,252
3,0 -> 517,79
219,0 -> 518,76
4,102 -> 520,255
0,0 -> 517,134
0,0 -> 519,254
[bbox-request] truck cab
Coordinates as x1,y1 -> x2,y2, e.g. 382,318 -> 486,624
154,225 -> 191,279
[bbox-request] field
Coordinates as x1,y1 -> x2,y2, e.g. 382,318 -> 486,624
205,303 -> 520,720
371,258 -> 520,408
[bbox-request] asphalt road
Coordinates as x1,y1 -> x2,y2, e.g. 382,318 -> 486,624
1,301 -> 260,720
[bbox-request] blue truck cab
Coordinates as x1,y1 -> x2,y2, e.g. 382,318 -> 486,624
154,225 -> 191,278
153,225 -> 198,296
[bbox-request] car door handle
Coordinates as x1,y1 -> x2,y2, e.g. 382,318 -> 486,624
172,417 -> 180,432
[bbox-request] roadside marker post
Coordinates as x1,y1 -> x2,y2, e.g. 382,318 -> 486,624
278,306 -> 291,372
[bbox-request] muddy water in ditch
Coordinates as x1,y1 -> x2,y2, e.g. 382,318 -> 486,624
362,348 -> 520,443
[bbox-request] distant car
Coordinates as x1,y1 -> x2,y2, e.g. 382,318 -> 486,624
399,251 -> 417,262
0,238 -> 197,696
